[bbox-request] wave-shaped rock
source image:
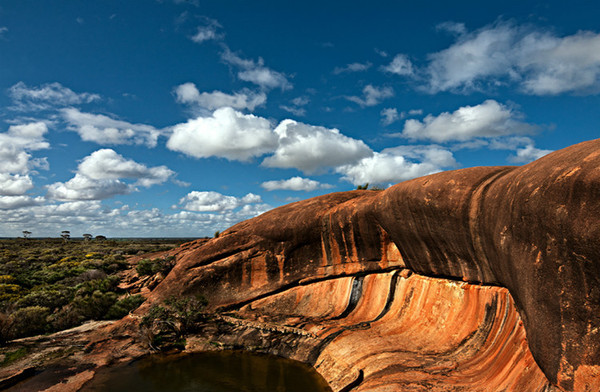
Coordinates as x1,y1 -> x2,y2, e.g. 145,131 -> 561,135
3,140 -> 597,391
148,139 -> 600,390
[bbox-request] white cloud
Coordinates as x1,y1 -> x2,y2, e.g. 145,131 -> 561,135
0,27 -> 7,38
221,48 -> 292,91
8,82 -> 100,111
381,108 -> 399,125
46,149 -> 174,201
381,108 -> 423,126
261,176 -> 332,192
382,54 -> 414,76
424,22 -> 600,95
336,145 -> 457,186
0,200 -> 272,237
174,83 -> 266,111
509,144 -> 553,163
346,84 -> 394,107
401,100 -> 536,142
0,174 -> 34,196
176,191 -> 262,212
61,108 -> 161,147
167,107 -> 277,161
190,20 -> 222,43
77,149 -> 174,187
0,122 -> 49,174
0,196 -> 44,210
334,62 -> 372,74
47,174 -> 132,201
486,136 -> 553,164
262,119 -> 373,174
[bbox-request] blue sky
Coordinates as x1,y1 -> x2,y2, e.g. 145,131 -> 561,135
0,0 -> 599,237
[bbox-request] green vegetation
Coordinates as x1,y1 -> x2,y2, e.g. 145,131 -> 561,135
136,256 -> 176,276
0,238 -> 190,344
1,347 -> 28,366
140,295 -> 209,351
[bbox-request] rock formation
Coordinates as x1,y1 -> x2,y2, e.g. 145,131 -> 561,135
147,139 -> 600,391
2,139 -> 599,391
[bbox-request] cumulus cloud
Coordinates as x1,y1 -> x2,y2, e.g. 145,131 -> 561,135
176,191 -> 262,212
8,82 -> 100,111
47,174 -> 133,201
334,62 -> 372,74
221,47 -> 292,91
167,107 -> 277,161
346,84 -> 394,107
0,174 -> 34,196
262,119 -> 373,174
336,145 -> 457,186
0,122 -> 49,175
174,82 -> 266,111
401,100 -> 537,142
46,149 -> 174,201
382,54 -> 414,76
424,22 -> 600,95
77,149 -> 174,187
261,176 -> 332,192
61,108 -> 161,147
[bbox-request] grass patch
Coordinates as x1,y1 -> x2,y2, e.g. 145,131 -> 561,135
1,347 -> 27,367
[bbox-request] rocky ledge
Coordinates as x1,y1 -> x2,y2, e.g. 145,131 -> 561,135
3,139 -> 600,391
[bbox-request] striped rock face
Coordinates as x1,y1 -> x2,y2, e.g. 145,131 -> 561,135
149,139 -> 600,391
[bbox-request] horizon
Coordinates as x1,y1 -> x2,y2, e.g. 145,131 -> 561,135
1,0 -> 600,237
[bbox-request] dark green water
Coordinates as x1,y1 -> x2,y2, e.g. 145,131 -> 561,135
81,350 -> 332,392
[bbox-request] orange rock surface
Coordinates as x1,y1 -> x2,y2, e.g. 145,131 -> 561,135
147,139 -> 600,390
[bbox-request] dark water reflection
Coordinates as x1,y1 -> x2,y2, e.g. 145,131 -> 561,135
81,350 -> 332,392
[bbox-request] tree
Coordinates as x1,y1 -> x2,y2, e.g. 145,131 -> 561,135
95,235 -> 107,241
22,231 -> 31,239
60,231 -> 71,242
357,183 -> 369,190
83,234 -> 92,241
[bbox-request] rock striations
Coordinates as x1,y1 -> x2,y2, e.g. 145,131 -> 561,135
147,139 -> 600,391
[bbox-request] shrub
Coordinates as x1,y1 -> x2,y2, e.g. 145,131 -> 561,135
16,287 -> 72,310
136,259 -> 154,276
10,306 -> 50,338
69,290 -> 118,320
140,295 -> 208,351
136,256 -> 176,277
105,295 -> 145,319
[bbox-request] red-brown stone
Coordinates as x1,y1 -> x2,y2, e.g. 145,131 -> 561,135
147,139 -> 600,390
